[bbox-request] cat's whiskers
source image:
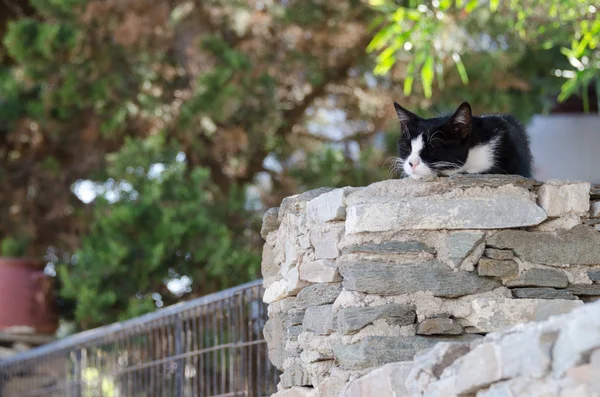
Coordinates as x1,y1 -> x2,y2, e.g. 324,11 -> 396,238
383,156 -> 404,178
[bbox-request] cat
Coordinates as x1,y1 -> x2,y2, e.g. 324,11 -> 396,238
393,101 -> 533,180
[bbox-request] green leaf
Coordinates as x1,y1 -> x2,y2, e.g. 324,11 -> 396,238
465,0 -> 478,12
490,0 -> 499,12
421,56 -> 434,98
452,53 -> 469,85
404,61 -> 416,96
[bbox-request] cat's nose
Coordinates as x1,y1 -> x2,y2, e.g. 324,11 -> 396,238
409,159 -> 420,169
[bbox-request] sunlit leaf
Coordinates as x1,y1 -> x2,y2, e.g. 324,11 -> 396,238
465,0 -> 478,13
452,53 -> 469,85
490,0 -> 499,12
421,56 -> 434,98
404,61 -> 416,96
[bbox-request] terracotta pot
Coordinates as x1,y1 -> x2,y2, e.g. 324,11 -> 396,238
0,257 -> 58,334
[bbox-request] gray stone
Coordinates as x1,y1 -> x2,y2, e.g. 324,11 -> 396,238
333,335 -> 479,370
567,284 -> 600,296
311,226 -> 343,259
453,343 -> 503,394
306,188 -> 353,223
296,283 -> 342,309
346,193 -> 547,233
484,248 -> 514,260
591,201 -> 600,218
342,240 -> 435,255
280,364 -> 311,388
337,304 -> 416,334
537,180 -> 590,217
505,268 -> 568,288
261,207 -> 280,238
478,258 -> 519,278
279,187 -> 335,221
287,325 -> 303,341
447,231 -> 485,266
511,287 -> 577,300
487,226 -> 600,265
303,305 -> 336,335
417,317 -> 464,335
340,260 -> 501,298
261,243 -> 280,284
263,314 -> 287,370
588,270 -> 600,283
271,387 -> 316,397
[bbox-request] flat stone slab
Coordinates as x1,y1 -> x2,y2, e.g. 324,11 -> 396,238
487,226 -> 600,265
296,283 -> 342,309
447,232 -> 485,265
505,268 -> 569,288
484,248 -> 514,260
511,287 -> 577,300
417,317 -> 464,335
346,194 -> 546,233
340,260 -> 501,298
567,284 -> 600,296
478,258 -> 519,278
588,270 -> 600,282
333,335 -> 479,370
336,304 -> 416,334
342,240 -> 435,254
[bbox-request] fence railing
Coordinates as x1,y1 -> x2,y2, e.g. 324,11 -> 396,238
0,279 -> 279,397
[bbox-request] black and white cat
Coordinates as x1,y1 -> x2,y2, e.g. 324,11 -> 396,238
394,101 -> 533,180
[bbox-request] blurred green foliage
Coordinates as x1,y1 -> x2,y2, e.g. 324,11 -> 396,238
369,0 -> 599,111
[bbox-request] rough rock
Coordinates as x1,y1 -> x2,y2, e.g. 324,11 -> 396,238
537,180 -> 590,217
299,260 -> 341,283
263,279 -> 289,304
306,188 -> 353,223
484,248 -> 514,260
261,207 -> 280,238
462,297 -> 583,333
406,342 -> 471,396
340,260 -> 501,298
588,270 -> 600,283
531,213 -> 581,231
591,201 -> 600,218
311,226 -> 343,259
342,240 -> 435,255
333,335 -> 478,370
296,283 -> 342,309
336,304 -> 416,334
341,362 -> 413,397
279,188 -> 335,221
264,314 -> 290,370
511,287 -> 577,300
346,189 -> 546,233
487,226 -> 600,265
280,364 -> 311,388
506,268 -> 569,288
447,231 -> 485,266
567,284 -> 600,296
478,258 -> 519,278
262,243 -> 281,285
303,305 -> 336,335
271,387 -> 316,397
417,317 -> 464,335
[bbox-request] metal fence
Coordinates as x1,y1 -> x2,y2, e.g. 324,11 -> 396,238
0,280 -> 279,397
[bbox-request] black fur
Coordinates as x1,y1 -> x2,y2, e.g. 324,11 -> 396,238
394,101 -> 533,178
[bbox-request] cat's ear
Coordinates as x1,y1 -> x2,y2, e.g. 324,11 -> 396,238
447,102 -> 472,139
394,102 -> 418,124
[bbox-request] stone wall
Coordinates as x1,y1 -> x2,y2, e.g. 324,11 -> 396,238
260,175 -> 600,397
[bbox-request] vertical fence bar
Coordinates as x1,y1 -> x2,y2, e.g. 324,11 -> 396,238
174,314 -> 183,397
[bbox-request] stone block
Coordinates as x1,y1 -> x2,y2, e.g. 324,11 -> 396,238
296,283 -> 342,309
306,188 -> 352,223
512,287 -> 577,300
261,243 -> 280,285
476,377 -> 560,397
588,270 -> 600,283
591,201 -> 600,218
333,335 -> 478,370
310,226 -> 343,259
447,231 -> 485,266
303,305 -> 336,335
505,268 -> 569,288
342,240 -> 435,254
263,314 -> 288,370
417,317 -> 463,335
478,258 -> 519,278
336,303 -> 416,334
340,260 -> 501,298
278,188 -> 335,221
271,387 -> 316,397
406,342 -> 470,396
462,297 -> 583,333
567,284 -> 600,296
280,364 -> 311,388
537,180 -> 590,217
346,191 -> 546,233
341,362 -> 413,397
453,343 -> 502,394
261,207 -> 280,238
263,280 -> 288,304
484,248 -> 514,260
299,260 -> 341,283
487,226 -> 600,265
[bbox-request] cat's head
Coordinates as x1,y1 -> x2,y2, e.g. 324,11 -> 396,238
394,101 -> 472,179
